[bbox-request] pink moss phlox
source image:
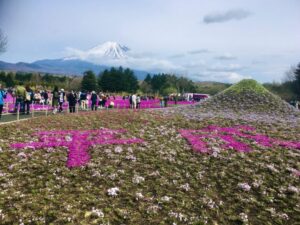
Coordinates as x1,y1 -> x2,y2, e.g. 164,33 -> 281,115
11,129 -> 144,168
179,125 -> 300,154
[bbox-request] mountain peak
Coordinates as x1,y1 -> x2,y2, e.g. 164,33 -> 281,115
88,41 -> 129,59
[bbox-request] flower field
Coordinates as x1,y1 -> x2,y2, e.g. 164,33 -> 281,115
0,80 -> 299,224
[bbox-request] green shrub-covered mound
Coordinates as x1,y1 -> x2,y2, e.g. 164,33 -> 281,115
198,79 -> 297,115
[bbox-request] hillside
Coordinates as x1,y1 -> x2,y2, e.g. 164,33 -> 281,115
198,79 -> 297,115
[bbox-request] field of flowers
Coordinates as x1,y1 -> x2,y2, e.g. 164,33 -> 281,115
0,106 -> 299,224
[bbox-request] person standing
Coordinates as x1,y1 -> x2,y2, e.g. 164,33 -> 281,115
0,84 -> 7,120
91,91 -> 98,111
52,86 -> 59,112
24,86 -> 34,115
67,91 -> 77,113
80,90 -> 88,110
102,95 -> 107,108
136,94 -> 141,109
129,95 -> 132,109
163,96 -> 168,107
15,85 -> 26,114
131,94 -> 137,109
160,96 -> 164,108
58,89 -> 65,112
43,91 -> 49,105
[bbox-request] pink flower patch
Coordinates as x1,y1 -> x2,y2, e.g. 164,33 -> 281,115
179,125 -> 300,153
11,129 -> 144,168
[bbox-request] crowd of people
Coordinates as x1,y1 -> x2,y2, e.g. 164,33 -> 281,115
0,84 -> 198,119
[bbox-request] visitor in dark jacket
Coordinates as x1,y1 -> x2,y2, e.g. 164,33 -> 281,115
52,86 -> 59,108
67,91 -> 77,113
24,85 -> 34,115
91,91 -> 98,111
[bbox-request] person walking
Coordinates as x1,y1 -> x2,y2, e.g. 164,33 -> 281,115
67,90 -> 77,113
0,84 -> 7,120
91,91 -> 98,111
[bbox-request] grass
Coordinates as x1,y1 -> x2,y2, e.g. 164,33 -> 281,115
223,79 -> 269,94
0,109 -> 299,224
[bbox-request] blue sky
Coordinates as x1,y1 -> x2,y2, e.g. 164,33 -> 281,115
0,0 -> 299,83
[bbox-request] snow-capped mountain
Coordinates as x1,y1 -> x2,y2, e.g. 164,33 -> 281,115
65,41 -> 130,61
88,41 -> 129,59
0,41 -> 182,80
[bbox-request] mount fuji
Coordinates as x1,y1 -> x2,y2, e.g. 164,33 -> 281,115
0,42 -> 149,79
0,41 -> 182,79
65,41 -> 130,61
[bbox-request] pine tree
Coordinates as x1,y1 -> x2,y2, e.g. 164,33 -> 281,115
294,63 -> 300,99
5,72 -> 15,87
144,74 -> 152,84
81,70 -> 97,92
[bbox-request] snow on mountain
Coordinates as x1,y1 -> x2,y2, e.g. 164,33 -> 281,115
63,41 -> 184,74
88,41 -> 129,59
64,41 -> 129,61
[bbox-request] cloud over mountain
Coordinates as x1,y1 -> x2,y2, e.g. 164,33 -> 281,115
203,9 -> 252,24
65,41 -> 183,73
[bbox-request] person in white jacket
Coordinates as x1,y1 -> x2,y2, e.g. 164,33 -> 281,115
131,94 -> 137,109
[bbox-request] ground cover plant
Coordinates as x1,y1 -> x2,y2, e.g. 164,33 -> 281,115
0,80 -> 299,224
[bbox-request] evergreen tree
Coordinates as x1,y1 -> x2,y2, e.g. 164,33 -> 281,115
124,68 -> 138,92
98,67 -> 138,93
5,72 -> 15,87
0,71 -> 6,83
81,70 -> 97,91
294,63 -> 300,99
144,74 -> 152,84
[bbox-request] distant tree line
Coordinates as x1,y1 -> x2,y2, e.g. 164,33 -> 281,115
263,62 -> 300,101
80,67 -> 139,93
0,71 -> 82,90
140,73 -> 197,95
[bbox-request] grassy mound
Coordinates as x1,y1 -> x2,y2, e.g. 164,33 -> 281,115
223,79 -> 268,94
198,79 -> 297,115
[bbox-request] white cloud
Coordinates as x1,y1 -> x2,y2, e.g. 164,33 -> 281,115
208,63 -> 244,72
215,53 -> 237,60
217,72 -> 251,83
203,9 -> 252,24
188,49 -> 210,55
64,46 -> 184,73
